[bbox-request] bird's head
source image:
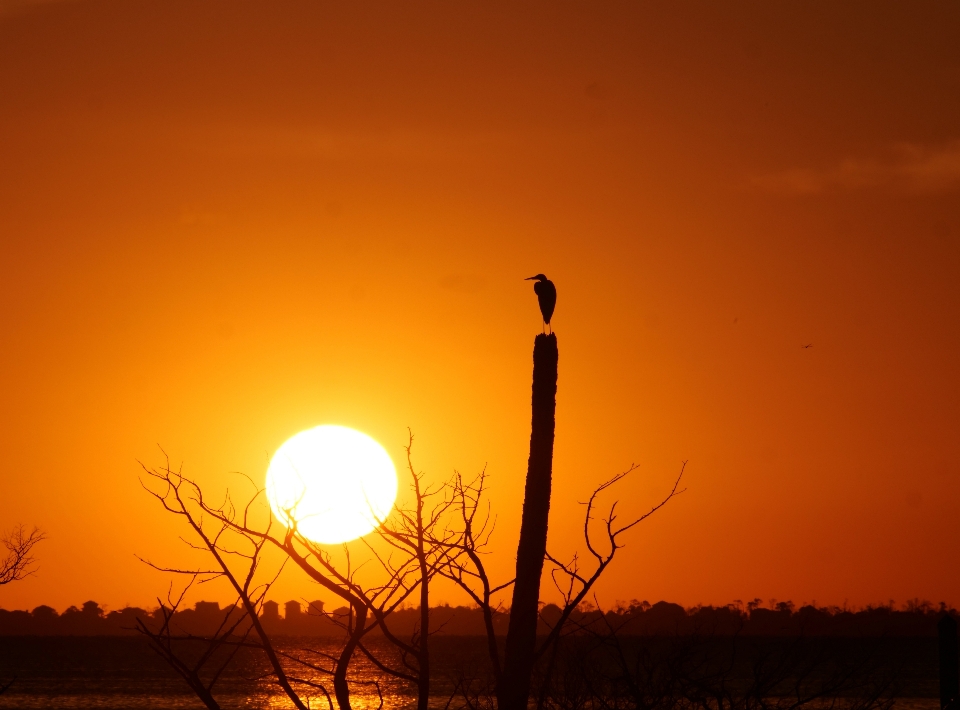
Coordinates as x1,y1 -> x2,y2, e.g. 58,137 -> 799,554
525,274 -> 548,282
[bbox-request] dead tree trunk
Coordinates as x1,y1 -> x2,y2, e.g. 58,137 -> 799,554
500,332 -> 558,710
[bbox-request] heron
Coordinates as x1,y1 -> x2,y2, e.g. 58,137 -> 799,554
525,274 -> 556,333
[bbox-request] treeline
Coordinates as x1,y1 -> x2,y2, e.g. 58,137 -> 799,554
0,598 -> 954,637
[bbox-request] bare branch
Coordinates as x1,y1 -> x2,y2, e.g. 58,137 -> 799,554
0,525 -> 45,586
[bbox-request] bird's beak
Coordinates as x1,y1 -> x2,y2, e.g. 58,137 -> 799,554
524,276 -> 538,280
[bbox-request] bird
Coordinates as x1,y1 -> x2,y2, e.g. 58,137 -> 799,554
801,343 -> 813,349
525,274 -> 556,332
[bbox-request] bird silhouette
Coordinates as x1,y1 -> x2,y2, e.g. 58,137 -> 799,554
525,274 -> 556,333
802,343 -> 813,349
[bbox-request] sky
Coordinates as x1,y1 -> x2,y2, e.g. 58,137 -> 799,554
1,0 -> 959,614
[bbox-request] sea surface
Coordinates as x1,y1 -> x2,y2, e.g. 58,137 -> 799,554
0,636 -> 485,709
0,636 -> 945,710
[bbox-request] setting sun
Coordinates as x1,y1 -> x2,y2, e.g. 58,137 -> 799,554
2,3 -> 959,707
265,425 -> 398,544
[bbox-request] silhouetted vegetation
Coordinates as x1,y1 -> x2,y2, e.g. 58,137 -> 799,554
111,326 -> 935,710
136,436 -> 479,710
1,600 -> 947,708
0,525 -> 44,587
0,523 -> 44,694
130,425 -> 684,710
0,604 -> 939,710
1,599 -> 956,638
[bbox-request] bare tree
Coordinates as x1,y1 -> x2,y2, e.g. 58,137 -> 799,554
139,458 -> 320,709
436,461 -> 686,709
139,435 -> 462,710
0,524 -> 45,586
435,467 -> 511,700
0,524 -> 46,695
538,463 -> 686,661
140,436 -> 687,710
369,436 -> 461,710
136,577 -> 258,710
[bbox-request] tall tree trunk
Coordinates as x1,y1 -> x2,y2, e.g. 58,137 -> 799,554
500,332 -> 558,710
417,479 -> 431,710
333,604 -> 366,710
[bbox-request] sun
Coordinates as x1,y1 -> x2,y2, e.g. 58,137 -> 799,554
265,425 -> 398,544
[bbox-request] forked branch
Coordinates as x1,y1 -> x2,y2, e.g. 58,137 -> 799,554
0,525 -> 45,586
536,461 -> 687,660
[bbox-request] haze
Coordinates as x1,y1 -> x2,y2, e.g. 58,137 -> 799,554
1,0 -> 958,613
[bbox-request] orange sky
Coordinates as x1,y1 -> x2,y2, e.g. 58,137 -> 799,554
1,0 -> 959,613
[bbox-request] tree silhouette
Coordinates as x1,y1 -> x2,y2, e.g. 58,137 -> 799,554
138,330 -> 687,710
0,524 -> 45,586
437,457 -> 685,708
0,524 -> 45,695
139,435 -> 462,710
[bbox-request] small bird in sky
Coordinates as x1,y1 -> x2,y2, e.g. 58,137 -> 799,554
801,343 -> 813,349
525,274 -> 556,333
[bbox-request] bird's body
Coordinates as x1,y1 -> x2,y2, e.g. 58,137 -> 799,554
525,274 -> 556,331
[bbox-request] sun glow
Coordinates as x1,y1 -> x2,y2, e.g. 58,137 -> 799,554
265,425 -> 398,544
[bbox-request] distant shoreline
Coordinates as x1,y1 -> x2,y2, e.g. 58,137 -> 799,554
1,599 -> 954,637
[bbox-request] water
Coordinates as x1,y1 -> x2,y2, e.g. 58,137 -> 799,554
0,636 -> 486,709
0,636 -> 943,710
